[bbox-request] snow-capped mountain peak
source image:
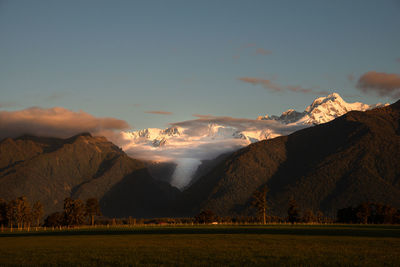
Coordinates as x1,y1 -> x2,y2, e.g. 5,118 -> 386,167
258,92 -> 385,125
120,92 -> 388,189
305,92 -> 345,113
122,92 -> 387,153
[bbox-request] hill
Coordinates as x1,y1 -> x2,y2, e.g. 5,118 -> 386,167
0,133 -> 180,217
183,100 -> 400,217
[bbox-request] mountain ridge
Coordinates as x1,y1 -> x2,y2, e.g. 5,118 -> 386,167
123,93 -> 388,150
0,133 -> 180,217
182,99 -> 400,217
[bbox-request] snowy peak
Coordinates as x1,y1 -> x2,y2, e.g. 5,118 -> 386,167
305,92 -> 345,113
258,92 -> 386,125
161,127 -> 181,137
122,93 -> 388,156
302,93 -> 371,124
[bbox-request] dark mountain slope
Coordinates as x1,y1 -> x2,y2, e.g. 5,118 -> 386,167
184,100 -> 400,217
0,133 -> 180,217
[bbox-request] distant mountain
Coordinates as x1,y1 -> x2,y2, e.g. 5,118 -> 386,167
257,92 -> 387,125
121,93 -> 387,190
0,133 -> 180,217
182,99 -> 400,217
122,93 -> 387,148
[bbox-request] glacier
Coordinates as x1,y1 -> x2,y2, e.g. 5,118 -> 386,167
121,93 -> 387,189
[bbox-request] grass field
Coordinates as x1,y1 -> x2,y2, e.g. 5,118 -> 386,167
0,224 -> 399,266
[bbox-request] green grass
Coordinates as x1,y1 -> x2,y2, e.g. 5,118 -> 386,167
0,224 -> 399,266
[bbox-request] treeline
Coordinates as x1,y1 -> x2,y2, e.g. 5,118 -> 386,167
0,197 -> 43,229
0,196 -> 43,228
44,197 -> 101,227
0,196 -> 43,229
250,188 -> 332,224
337,202 -> 400,224
0,196 -> 101,229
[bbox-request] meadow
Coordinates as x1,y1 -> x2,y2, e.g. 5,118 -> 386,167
0,224 -> 399,266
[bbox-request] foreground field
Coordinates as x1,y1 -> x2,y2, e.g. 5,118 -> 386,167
0,225 -> 399,266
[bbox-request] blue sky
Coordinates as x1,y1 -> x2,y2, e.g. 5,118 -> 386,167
1,0 -> 399,130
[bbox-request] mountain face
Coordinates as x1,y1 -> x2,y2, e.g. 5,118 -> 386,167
183,100 -> 400,217
0,133 -> 180,217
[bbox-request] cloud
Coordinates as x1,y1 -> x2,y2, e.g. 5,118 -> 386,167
0,107 -> 130,140
192,114 -> 215,119
256,48 -> 272,55
145,110 -> 173,115
170,116 -> 306,137
238,77 -> 329,95
356,71 -> 400,99
124,136 -> 248,188
122,116 -> 309,188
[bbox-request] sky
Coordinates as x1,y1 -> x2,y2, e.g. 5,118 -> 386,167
1,0 -> 400,130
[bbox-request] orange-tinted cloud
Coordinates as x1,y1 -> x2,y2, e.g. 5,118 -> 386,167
192,114 -> 215,119
145,110 -> 173,115
356,71 -> 400,99
256,48 -> 272,55
238,77 -> 329,95
0,107 -> 130,140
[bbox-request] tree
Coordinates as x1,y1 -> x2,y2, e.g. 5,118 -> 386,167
6,197 -> 31,229
85,198 -> 101,226
315,210 -> 324,224
302,209 -> 315,223
44,212 -> 64,227
194,210 -> 217,224
0,198 -> 8,226
251,186 -> 268,224
356,203 -> 371,224
6,199 -> 18,228
287,197 -> 300,224
32,201 -> 44,227
16,196 -> 32,229
64,198 -> 86,226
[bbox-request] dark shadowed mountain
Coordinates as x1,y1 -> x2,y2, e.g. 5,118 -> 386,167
183,100 -> 400,217
186,152 -> 233,189
0,133 -> 180,217
145,161 -> 177,184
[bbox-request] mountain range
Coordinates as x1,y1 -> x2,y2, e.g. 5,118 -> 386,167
0,94 -> 398,219
121,93 -> 388,189
122,93 -> 387,148
183,99 -> 400,217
